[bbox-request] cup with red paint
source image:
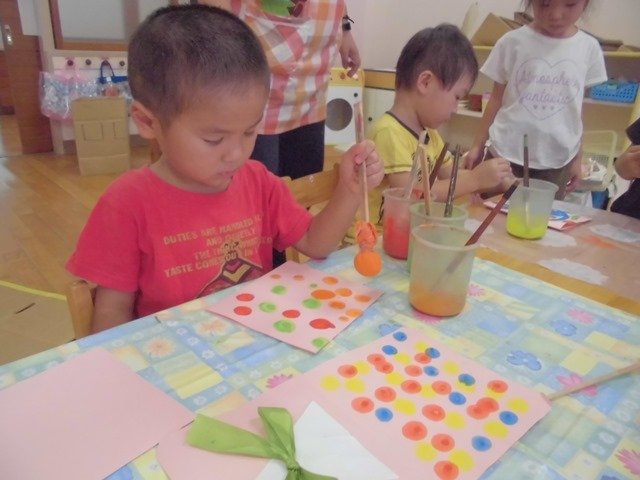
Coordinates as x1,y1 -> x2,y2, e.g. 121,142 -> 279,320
382,187 -> 419,260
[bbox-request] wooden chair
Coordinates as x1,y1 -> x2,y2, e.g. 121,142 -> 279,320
283,164 -> 340,262
64,279 -> 95,339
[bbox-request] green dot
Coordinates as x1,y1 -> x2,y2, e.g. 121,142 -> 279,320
259,302 -> 277,313
312,337 -> 329,349
302,298 -> 322,309
274,320 -> 296,333
271,285 -> 287,295
309,283 -> 318,288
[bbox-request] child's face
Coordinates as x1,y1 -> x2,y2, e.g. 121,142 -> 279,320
418,73 -> 473,130
531,0 -> 587,38
155,82 -> 268,193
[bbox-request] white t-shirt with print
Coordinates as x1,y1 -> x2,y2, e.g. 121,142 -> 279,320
481,26 -> 607,169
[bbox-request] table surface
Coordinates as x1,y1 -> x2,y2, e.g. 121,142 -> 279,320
1,246 -> 639,480
466,199 -> 640,302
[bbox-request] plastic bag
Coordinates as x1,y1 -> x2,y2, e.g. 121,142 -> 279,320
40,71 -> 99,120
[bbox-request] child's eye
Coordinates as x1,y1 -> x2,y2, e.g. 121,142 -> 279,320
204,138 -> 223,145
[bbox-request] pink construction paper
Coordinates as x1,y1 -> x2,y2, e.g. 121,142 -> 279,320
207,261 -> 383,353
157,327 -> 551,480
0,348 -> 194,480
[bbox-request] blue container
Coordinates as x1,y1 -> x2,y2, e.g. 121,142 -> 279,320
589,81 -> 639,104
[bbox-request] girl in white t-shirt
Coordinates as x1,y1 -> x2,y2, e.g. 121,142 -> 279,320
467,0 -> 607,199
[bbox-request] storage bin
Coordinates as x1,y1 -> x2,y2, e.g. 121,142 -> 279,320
589,81 -> 639,104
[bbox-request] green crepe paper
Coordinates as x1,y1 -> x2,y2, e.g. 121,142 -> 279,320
187,407 -> 336,480
260,0 -> 293,16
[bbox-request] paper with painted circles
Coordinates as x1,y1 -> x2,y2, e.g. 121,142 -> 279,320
207,261 -> 383,353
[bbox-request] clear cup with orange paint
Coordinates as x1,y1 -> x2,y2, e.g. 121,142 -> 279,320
382,187 -> 418,260
409,224 -> 478,317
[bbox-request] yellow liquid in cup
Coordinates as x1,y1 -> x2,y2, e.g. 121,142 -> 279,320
506,211 -> 548,239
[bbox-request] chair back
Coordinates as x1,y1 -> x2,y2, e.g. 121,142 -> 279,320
64,279 -> 95,339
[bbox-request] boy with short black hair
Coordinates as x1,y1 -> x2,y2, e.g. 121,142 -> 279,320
67,5 -> 383,333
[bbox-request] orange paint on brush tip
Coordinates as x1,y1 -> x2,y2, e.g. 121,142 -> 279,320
354,250 -> 382,277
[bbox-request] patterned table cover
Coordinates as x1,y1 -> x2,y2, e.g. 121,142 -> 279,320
1,247 -> 638,480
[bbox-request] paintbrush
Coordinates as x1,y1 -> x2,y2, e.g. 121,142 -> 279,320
418,146 -> 431,215
403,130 -> 429,199
354,101 -> 369,221
443,145 -> 461,217
429,142 -> 449,188
522,134 -> 531,230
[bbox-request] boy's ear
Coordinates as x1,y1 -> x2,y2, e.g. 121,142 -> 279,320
130,101 -> 161,140
416,70 -> 436,94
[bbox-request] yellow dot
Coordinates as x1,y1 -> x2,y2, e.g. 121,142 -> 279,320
353,360 -> 371,374
420,383 -> 437,398
442,361 -> 460,375
393,398 -> 417,415
345,377 -> 366,393
415,442 -> 438,461
395,352 -> 412,365
320,375 -> 341,391
444,411 -> 466,429
484,420 -> 509,439
457,382 -> 476,394
449,450 -> 474,472
507,397 -> 530,414
414,341 -> 428,352
484,388 -> 504,400
386,371 -> 405,385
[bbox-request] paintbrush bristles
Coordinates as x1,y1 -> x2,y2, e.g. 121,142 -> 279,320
523,134 -> 530,187
443,145 -> 461,218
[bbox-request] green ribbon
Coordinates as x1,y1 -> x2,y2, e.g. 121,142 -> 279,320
186,407 -> 336,480
260,0 -> 293,16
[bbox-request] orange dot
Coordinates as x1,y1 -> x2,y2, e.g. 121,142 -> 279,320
375,362 -> 394,374
329,300 -> 346,309
405,365 -> 423,377
434,460 -> 459,480
467,404 -> 488,419
422,404 -> 445,421
335,287 -> 353,297
311,289 -> 336,300
322,276 -> 339,285
282,309 -> 300,318
402,421 -> 427,441
401,380 -> 422,394
478,397 -> 499,413
345,308 -> 363,318
414,352 -> 432,364
432,381 -> 452,395
338,364 -> 358,378
432,433 -> 455,452
270,274 -> 281,279
339,315 -> 350,321
354,250 -> 382,277
293,274 -> 304,281
354,294 -> 372,303
488,380 -> 509,393
351,396 -> 374,413
374,386 -> 396,402
233,306 -> 252,316
367,353 -> 385,365
236,293 -> 254,302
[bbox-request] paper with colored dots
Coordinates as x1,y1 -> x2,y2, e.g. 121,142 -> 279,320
207,261 -> 383,353
156,327 -> 550,479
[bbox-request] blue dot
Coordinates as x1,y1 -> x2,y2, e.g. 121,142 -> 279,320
392,331 -> 407,342
425,347 -> 440,358
382,345 -> 398,355
449,392 -> 466,405
375,407 -> 393,422
472,436 -> 492,451
499,411 -> 518,425
458,373 -> 475,386
424,366 -> 439,376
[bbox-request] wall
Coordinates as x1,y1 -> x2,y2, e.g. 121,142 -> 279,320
348,0 -> 640,70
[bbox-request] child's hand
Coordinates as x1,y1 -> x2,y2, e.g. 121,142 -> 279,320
471,157 -> 512,191
565,156 -> 583,193
464,145 -> 484,169
339,140 -> 384,195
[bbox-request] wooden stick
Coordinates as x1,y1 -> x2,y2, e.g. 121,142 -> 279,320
404,130 -> 429,199
522,134 -> 530,187
547,360 -> 640,401
465,180 -> 519,246
418,146 -> 431,215
429,142 -> 449,188
443,145 -> 461,217
354,101 -> 369,222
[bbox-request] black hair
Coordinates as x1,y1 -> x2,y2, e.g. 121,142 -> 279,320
395,24 -> 478,91
523,0 -> 591,12
128,4 -> 269,124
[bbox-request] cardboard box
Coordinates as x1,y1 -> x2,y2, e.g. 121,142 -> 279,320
71,97 -> 131,176
0,284 -> 74,365
470,13 -> 522,46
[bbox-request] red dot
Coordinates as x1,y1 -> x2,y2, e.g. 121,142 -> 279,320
432,433 -> 455,452
434,460 -> 459,480
367,353 -> 386,365
405,365 -> 423,377
402,421 -> 427,441
374,386 -> 396,402
375,362 -> 394,374
488,379 -> 509,393
351,396 -> 374,413
478,397 -> 499,413
414,352 -> 432,364
236,293 -> 254,302
282,309 -> 300,318
401,380 -> 422,394
338,364 -> 358,378
309,318 -> 335,330
467,404 -> 488,419
233,306 -> 252,316
432,381 -> 452,395
422,404 -> 445,421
